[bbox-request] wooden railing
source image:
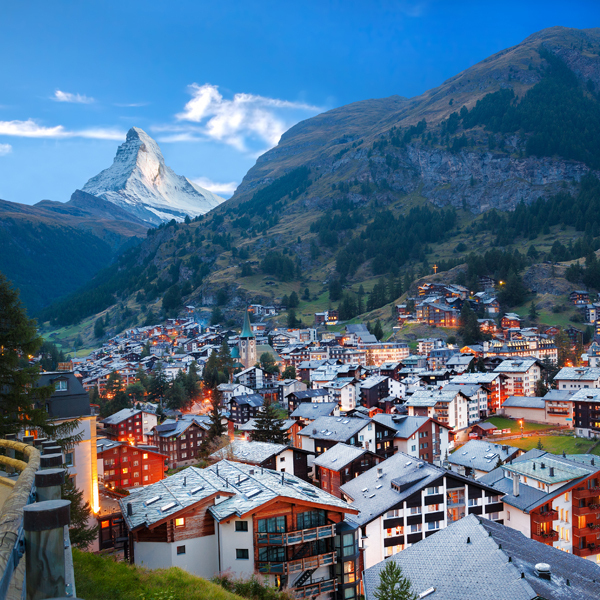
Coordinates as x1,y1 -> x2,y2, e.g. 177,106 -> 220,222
257,551 -> 336,575
532,510 -> 558,524
292,578 -> 336,599
256,524 -> 335,546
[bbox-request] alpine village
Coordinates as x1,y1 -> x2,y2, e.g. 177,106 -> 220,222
4,13 -> 600,600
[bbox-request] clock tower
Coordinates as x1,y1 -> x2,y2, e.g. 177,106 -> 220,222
239,308 -> 256,369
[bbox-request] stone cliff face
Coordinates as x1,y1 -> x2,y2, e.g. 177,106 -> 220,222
229,26 -> 600,215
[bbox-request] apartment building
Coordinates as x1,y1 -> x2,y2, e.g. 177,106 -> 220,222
405,389 -> 469,432
120,460 -> 359,599
480,450 -> 600,562
97,438 -> 166,489
340,452 -> 504,570
151,416 -> 209,469
447,440 -> 521,479
102,407 -> 158,444
493,358 -> 543,398
555,367 -> 600,391
573,388 -> 600,439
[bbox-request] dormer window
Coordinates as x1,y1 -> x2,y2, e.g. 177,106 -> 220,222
54,380 -> 67,392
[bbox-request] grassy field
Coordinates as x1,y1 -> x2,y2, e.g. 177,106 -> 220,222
509,435 -> 600,456
73,550 -> 246,600
485,416 -> 556,434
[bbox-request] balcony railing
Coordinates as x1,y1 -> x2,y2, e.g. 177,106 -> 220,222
573,487 -> 600,500
532,530 -> 558,544
291,578 -> 336,599
573,545 -> 600,558
256,524 -> 336,546
532,510 -> 558,524
257,551 -> 336,575
573,523 -> 600,537
573,504 -> 600,517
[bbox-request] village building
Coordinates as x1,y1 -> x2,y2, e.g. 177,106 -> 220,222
102,407 -> 158,444
555,366 -> 600,391
447,439 -> 521,479
493,358 -> 543,398
480,450 -> 600,561
340,451 -> 504,570
405,389 -> 469,433
573,388 -> 600,438
97,438 -> 167,489
313,443 -> 382,498
229,394 -> 265,425
238,309 -> 257,369
150,416 -> 208,469
362,514 -> 600,600
119,460 -> 359,599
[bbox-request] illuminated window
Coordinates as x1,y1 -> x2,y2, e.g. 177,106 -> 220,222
122,468 -> 128,474
101,520 -> 110,529
175,518 -> 185,527
143,453 -> 148,459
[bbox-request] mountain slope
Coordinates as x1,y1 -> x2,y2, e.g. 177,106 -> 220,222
38,26 -> 600,340
82,127 -> 225,225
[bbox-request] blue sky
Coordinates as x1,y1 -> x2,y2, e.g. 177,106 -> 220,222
1,0 -> 598,204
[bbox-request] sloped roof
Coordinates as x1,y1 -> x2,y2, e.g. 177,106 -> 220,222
363,514 -> 600,600
298,416 -> 368,442
448,440 -> 520,473
290,402 -> 339,419
502,396 -> 545,409
209,440 -> 288,464
313,443 -> 368,470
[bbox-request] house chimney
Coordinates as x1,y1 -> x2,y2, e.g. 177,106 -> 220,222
513,474 -> 520,497
592,458 -> 595,467
549,467 -> 554,477
377,468 -> 383,478
541,462 -> 545,469
281,472 -> 285,485
183,476 -> 187,487
127,503 -> 132,516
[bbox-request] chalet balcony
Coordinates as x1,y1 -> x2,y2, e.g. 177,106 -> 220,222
532,530 -> 558,544
291,578 -> 336,599
256,524 -> 336,546
573,523 -> 600,536
257,551 -> 336,575
573,503 -> 600,517
573,544 -> 600,558
532,510 -> 558,524
573,487 -> 600,500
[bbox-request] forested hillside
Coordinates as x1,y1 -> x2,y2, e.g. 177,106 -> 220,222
36,27 -> 600,344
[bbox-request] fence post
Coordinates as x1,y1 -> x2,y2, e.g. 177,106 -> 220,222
42,445 -> 62,456
35,469 -> 65,502
22,435 -> 35,446
40,453 -> 63,471
34,438 -> 48,450
23,499 -> 71,600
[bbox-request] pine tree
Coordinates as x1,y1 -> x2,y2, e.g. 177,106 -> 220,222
252,399 -> 289,444
61,478 -> 98,549
373,320 -> 384,341
373,559 -> 417,600
537,437 -> 544,450
207,389 -> 225,441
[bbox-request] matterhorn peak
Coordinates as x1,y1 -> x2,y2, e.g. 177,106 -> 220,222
81,127 -> 224,226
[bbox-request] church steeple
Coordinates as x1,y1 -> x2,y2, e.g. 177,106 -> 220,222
239,308 -> 256,368
241,308 -> 254,339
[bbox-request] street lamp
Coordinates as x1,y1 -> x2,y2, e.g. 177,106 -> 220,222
519,419 -> 524,438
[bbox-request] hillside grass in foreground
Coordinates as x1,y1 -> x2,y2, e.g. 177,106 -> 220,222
73,549 -> 245,600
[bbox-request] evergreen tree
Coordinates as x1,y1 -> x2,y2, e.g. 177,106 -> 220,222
94,317 -> 105,339
373,559 -> 417,600
216,340 -> 234,375
260,352 -> 280,375
373,320 -> 384,341
529,301 -> 539,321
0,272 -> 82,442
459,302 -> 481,345
252,399 -> 290,444
537,437 -> 544,450
61,478 -> 98,549
203,351 -> 220,389
357,285 -> 365,315
185,362 -> 201,399
206,389 -> 225,441
148,363 -> 167,402
282,365 -> 297,380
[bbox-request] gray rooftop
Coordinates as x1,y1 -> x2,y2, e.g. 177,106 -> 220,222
313,443 -> 369,470
102,407 -> 144,425
502,396 -> 545,409
555,367 -> 600,381
209,440 -> 289,464
494,358 -> 540,373
363,514 -> 600,600
448,440 -> 520,473
406,389 -> 463,407
119,460 -> 356,531
570,388 -> 600,403
372,414 -> 431,439
298,416 -> 369,442
290,402 -> 339,419
340,451 -> 497,527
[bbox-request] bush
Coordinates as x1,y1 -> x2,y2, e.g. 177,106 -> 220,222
211,572 -> 293,600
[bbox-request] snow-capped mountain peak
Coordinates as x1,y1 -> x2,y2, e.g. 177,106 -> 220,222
81,127 -> 225,225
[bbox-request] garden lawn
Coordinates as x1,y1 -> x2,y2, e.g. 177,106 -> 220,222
73,549 -> 245,600
508,435 -> 600,456
485,417 -> 556,434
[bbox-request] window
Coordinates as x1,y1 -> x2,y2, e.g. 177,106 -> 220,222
122,468 -> 128,474
386,509 -> 401,518
411,445 -> 416,452
297,510 -> 326,529
65,452 -> 74,467
342,533 -> 357,557
236,549 -> 249,560
54,380 -> 67,392
427,521 -> 440,531
409,523 -> 422,533
258,546 -> 285,562
446,490 -> 465,506
468,498 -> 479,507
426,486 -> 439,495
409,506 -> 421,515
344,559 -> 356,583
177,545 -> 186,555
101,520 -> 110,529
144,464 -> 149,470
133,461 -> 139,467
134,472 -> 139,478
143,453 -> 148,459
144,476 -> 148,482
235,521 -> 248,532
258,516 -> 286,534
175,518 -> 185,527
428,504 -> 440,512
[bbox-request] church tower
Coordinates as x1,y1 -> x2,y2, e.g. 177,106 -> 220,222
239,308 -> 256,369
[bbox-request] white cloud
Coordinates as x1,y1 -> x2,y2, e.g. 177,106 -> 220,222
114,102 -> 149,107
191,177 -> 238,196
53,90 -> 95,104
175,83 -> 322,152
0,143 -> 12,156
0,119 -> 124,140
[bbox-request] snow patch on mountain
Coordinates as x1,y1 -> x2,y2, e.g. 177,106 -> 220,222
81,127 -> 225,225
